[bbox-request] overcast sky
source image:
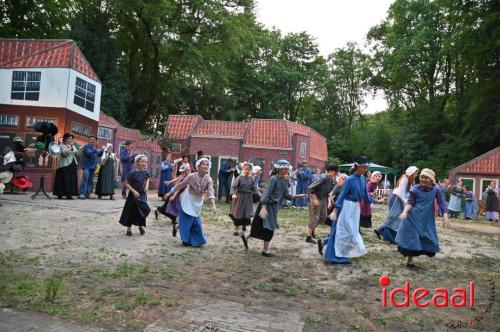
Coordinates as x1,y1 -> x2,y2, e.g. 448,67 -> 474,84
254,0 -> 394,113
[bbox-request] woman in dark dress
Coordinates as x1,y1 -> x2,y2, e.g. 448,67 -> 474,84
119,155 -> 150,236
96,143 -> 116,200
229,162 -> 260,236
53,133 -> 79,199
241,160 -> 306,257
485,181 -> 499,222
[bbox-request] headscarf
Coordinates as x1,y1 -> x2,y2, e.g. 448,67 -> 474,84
405,166 -> 419,176
179,163 -> 191,173
195,157 -> 211,170
101,143 -> 115,161
420,168 -> 436,183
134,154 -> 147,169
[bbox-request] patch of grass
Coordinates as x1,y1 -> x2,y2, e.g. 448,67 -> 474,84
327,288 -> 345,301
44,276 -> 63,302
283,287 -> 297,297
115,298 -> 135,312
304,313 -> 329,331
135,290 -> 151,305
160,267 -> 184,281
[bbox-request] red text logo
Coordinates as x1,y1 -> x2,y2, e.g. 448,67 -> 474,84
380,275 -> 474,308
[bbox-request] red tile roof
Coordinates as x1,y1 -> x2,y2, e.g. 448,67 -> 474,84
0,39 -> 100,82
450,147 -> 500,175
165,115 -> 203,140
243,119 -> 292,149
192,120 -> 248,138
309,130 -> 328,161
286,121 -> 311,136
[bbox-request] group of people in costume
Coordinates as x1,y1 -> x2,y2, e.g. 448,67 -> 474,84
52,133 -> 117,200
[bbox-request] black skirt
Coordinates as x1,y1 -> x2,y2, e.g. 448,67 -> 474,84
360,215 -> 372,228
398,246 -> 436,258
119,192 -> 147,227
53,160 -> 78,197
249,204 -> 274,241
229,214 -> 251,227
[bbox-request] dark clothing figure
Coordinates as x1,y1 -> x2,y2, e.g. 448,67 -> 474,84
119,170 -> 150,227
96,154 -> 115,198
218,161 -> 234,202
120,148 -> 134,196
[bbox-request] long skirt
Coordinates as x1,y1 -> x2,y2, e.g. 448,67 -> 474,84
95,160 -> 114,196
249,203 -> 274,241
335,200 -> 367,258
178,209 -> 207,246
485,211 -> 499,220
464,201 -> 475,219
448,194 -> 462,212
376,194 -> 404,244
323,219 -> 350,264
119,192 -> 147,227
229,194 -> 253,227
359,200 -> 372,228
159,195 -> 182,223
53,160 -> 78,197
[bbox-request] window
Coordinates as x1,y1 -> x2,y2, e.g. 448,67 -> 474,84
71,122 -> 91,137
0,114 -> 19,128
73,77 -> 96,111
11,71 -> 41,100
156,156 -> 161,164
300,143 -> 307,158
169,143 -> 182,152
26,117 -> 57,128
98,127 -> 112,139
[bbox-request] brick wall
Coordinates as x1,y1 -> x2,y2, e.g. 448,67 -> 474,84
189,137 -> 241,158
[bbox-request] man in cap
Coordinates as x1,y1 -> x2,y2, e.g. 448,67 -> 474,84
78,135 -> 103,199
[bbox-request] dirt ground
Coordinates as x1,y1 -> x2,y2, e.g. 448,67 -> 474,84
0,194 -> 498,331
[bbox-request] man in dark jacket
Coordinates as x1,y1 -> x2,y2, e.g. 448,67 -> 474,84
78,136 -> 103,199
218,159 -> 234,203
120,141 -> 135,198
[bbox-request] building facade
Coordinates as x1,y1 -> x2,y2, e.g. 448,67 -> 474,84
164,115 -> 328,181
448,147 -> 500,201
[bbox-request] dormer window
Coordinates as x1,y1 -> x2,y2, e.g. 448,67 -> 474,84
74,77 -> 95,111
11,71 -> 41,100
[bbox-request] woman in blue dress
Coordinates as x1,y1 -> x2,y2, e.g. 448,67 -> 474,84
374,166 -> 418,244
158,152 -> 174,197
396,168 -> 449,269
463,186 -> 475,220
320,157 -> 370,264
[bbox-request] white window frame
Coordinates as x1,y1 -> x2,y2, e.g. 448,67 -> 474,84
73,77 -> 96,112
480,178 -> 498,195
300,142 -> 307,158
11,71 -> 41,101
26,117 -> 57,128
0,114 -> 19,127
97,127 -> 112,139
459,177 -> 475,199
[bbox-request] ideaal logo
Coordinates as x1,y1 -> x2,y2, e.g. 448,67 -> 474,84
379,275 -> 496,329
379,275 -> 474,308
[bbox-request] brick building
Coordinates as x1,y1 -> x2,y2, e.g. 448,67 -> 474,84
448,147 -> 500,201
164,115 -> 328,180
0,39 -> 102,191
0,39 -> 162,191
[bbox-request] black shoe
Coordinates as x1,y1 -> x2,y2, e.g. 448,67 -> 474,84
154,210 -> 159,220
182,242 -> 192,247
233,231 -> 239,236
306,236 -> 317,244
261,251 -> 274,257
172,224 -> 177,237
66,196 -> 73,200
57,195 -> 63,199
241,235 -> 249,250
242,226 -> 247,232
374,229 -> 382,240
126,230 -> 132,236
139,227 -> 145,236
317,239 -> 323,256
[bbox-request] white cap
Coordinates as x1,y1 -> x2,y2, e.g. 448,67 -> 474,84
405,166 -> 419,176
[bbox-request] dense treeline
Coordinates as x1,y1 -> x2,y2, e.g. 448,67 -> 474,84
1,0 -> 498,177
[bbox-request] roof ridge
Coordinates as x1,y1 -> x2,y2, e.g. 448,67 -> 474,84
449,146 -> 500,174
0,40 -> 73,66
71,42 -> 101,82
